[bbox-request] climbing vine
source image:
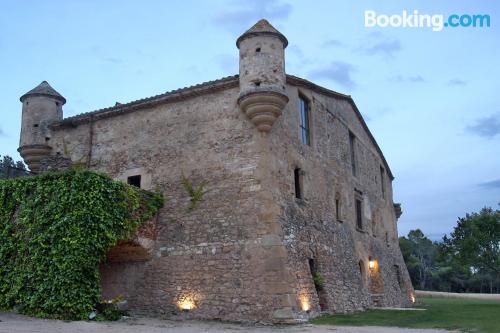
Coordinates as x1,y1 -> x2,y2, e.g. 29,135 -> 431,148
0,170 -> 163,320
181,174 -> 208,211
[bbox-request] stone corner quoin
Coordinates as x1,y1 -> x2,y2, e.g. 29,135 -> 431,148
16,18 -> 414,323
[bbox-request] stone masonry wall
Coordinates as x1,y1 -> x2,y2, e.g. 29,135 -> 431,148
46,78 -> 414,322
49,85 -> 297,322
267,83 -> 414,317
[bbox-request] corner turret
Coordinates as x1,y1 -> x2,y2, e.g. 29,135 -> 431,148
237,19 -> 289,132
18,81 -> 65,172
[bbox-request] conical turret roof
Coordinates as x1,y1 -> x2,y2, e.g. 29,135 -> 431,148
236,19 -> 288,48
20,81 -> 66,104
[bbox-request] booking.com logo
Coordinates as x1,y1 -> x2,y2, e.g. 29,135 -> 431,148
365,10 -> 491,31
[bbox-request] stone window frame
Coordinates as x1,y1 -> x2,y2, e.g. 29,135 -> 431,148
117,167 -> 152,190
393,264 -> 404,289
294,166 -> 305,200
354,189 -> 364,232
348,130 -> 357,177
335,191 -> 343,222
380,165 -> 386,199
127,175 -> 141,188
298,93 -> 312,146
358,259 -> 367,286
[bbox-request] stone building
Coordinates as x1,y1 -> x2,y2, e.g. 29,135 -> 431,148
17,19 -> 414,323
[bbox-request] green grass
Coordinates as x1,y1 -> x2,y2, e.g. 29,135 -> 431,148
311,297 -> 500,333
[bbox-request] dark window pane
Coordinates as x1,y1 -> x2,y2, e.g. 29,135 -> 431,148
294,168 -> 302,199
299,96 -> 310,145
356,199 -> 363,229
349,131 -> 356,176
127,175 -> 141,188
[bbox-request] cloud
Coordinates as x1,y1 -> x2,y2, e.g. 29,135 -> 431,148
408,76 -> 424,82
478,179 -> 500,189
288,44 -> 304,57
465,113 -> 500,139
448,78 -> 466,86
322,39 -> 345,48
391,75 -> 425,83
0,127 -> 5,137
358,33 -> 402,58
286,45 -> 314,69
309,61 -> 356,89
213,54 -> 238,73
213,0 -> 292,32
103,57 -> 122,64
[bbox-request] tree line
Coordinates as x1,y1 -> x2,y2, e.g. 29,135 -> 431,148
0,155 -> 29,179
399,206 -> 500,293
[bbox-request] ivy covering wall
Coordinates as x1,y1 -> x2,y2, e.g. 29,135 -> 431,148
0,170 -> 163,319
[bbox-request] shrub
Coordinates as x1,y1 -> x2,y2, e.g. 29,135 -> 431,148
314,272 -> 325,291
0,170 -> 163,320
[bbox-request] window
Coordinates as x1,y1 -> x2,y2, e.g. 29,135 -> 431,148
294,168 -> 302,199
394,265 -> 403,289
380,166 -> 386,198
359,260 -> 366,284
308,258 -> 316,276
299,95 -> 310,145
127,175 -> 141,188
355,198 -> 363,230
335,192 -> 342,221
335,199 -> 340,220
349,131 -> 356,176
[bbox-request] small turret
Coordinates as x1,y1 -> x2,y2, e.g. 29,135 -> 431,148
18,81 -> 65,172
237,19 -> 289,132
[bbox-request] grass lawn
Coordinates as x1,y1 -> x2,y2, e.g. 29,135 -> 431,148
311,297 -> 500,333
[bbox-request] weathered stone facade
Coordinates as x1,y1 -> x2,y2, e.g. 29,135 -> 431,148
17,20 -> 414,323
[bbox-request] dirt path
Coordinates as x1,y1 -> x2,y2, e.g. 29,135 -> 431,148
0,312 -> 458,333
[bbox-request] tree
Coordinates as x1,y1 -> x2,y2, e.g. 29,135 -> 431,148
399,229 -> 437,289
443,206 -> 500,292
0,155 -> 27,179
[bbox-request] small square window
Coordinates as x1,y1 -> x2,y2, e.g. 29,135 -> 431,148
127,175 -> 141,188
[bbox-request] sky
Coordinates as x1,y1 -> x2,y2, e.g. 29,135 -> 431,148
0,0 -> 498,240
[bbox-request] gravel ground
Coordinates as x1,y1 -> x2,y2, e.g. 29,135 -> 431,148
0,312 -> 458,333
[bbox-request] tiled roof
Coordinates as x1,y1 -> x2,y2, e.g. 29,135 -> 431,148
20,81 -> 66,104
236,19 -> 288,48
51,74 -> 393,179
52,75 -> 239,127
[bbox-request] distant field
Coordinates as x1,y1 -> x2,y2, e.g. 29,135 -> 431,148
312,297 -> 500,333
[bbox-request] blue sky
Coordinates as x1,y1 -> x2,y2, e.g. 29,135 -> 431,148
0,0 -> 498,240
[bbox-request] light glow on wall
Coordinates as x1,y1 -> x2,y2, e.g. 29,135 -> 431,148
411,294 -> 416,304
368,259 -> 378,270
300,296 -> 310,312
178,298 -> 195,311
